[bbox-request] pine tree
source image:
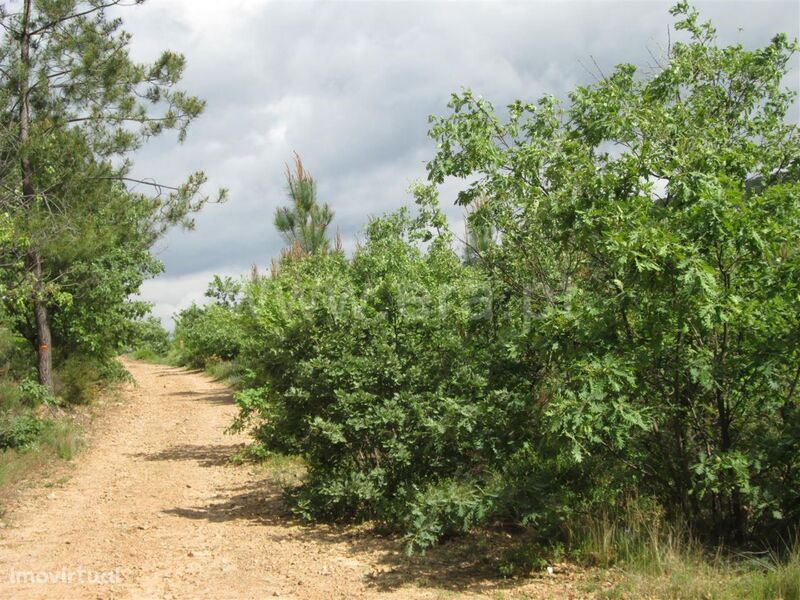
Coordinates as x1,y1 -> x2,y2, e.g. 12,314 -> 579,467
0,0 -> 220,391
274,153 -> 334,255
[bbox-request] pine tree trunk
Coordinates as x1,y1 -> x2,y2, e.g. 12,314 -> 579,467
18,0 -> 54,394
29,251 -> 54,393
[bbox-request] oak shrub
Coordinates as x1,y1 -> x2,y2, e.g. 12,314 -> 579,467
198,3 -> 800,554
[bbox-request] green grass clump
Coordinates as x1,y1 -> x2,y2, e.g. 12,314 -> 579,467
0,416 -> 83,493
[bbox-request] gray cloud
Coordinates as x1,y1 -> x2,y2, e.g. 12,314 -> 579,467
119,1 -> 799,325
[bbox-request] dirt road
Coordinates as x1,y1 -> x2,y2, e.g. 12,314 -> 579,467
0,360 -> 588,599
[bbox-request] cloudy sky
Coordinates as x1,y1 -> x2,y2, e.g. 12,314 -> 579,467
118,0 -> 800,326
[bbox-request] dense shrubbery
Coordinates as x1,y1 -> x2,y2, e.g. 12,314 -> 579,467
0,316 -> 55,459
420,3 -> 800,543
127,316 -> 171,359
174,303 -> 242,367
0,307 -> 129,460
232,205 -> 545,549
180,3 -> 800,557
0,413 -> 50,451
54,353 -> 130,405
173,278 -> 244,368
228,197 -> 626,551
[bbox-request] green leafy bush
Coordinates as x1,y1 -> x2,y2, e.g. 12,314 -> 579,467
232,204 -> 542,549
127,316 -> 171,357
425,2 -> 800,541
54,355 -> 128,405
17,379 -> 56,407
226,1 -> 800,556
173,301 -> 243,368
0,324 -> 33,381
0,414 -> 51,452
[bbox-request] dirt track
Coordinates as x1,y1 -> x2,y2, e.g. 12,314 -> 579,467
0,359 -> 589,599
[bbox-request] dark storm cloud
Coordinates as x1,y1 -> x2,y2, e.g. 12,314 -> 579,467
119,1 -> 799,324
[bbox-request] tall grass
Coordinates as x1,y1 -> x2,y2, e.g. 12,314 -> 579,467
203,359 -> 243,388
568,503 -> 693,571
565,505 -> 800,599
497,501 -> 799,598
599,544 -> 800,599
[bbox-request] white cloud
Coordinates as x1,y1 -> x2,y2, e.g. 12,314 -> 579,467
137,266 -> 248,329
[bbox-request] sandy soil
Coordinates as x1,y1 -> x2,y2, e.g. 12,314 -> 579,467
0,359 -> 594,599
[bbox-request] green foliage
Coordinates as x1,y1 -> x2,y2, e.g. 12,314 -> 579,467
498,539 -> 565,577
17,379 -> 56,408
55,355 -> 129,405
2,0 -> 797,587
401,479 -> 495,555
0,320 -> 33,382
0,414 -> 83,491
127,316 -> 171,357
205,275 -> 242,309
173,301 -> 243,369
53,356 -> 99,405
0,0 -> 218,501
204,359 -> 243,387
463,194 -> 495,265
0,0 -> 222,388
171,274 -> 248,369
221,3 -> 800,559
232,199 -> 541,550
425,2 -> 800,541
274,153 -> 334,255
0,316 -> 54,409
0,414 -> 50,452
